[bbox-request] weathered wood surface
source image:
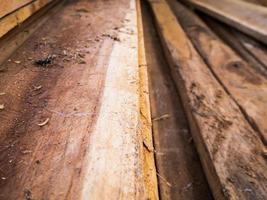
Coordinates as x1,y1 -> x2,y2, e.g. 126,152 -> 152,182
81,0 -> 157,199
241,0 -> 267,6
201,17 -> 267,76
148,0 -> 267,199
187,0 -> 267,45
168,0 -> 267,145
0,0 -> 34,19
0,0 -> 53,38
0,0 -> 155,199
0,0 -> 62,67
142,2 -> 213,199
235,31 -> 267,70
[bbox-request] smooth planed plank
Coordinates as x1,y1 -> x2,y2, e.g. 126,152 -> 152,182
187,0 -> 267,45
147,0 -> 267,199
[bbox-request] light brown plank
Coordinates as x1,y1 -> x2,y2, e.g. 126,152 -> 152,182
147,0 -> 267,199
81,0 -> 155,199
0,0 -> 53,38
187,0 -> 267,45
168,0 -> 267,145
0,0 -> 34,19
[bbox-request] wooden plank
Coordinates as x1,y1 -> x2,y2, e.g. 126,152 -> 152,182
241,0 -> 267,6
0,0 -> 62,67
0,0 -> 53,38
187,0 -> 267,45
136,0 -> 159,199
147,0 -> 267,199
0,0 -> 151,199
201,16 -> 267,77
235,31 -> 267,69
169,0 -> 267,145
0,0 -> 34,19
81,0 -> 156,199
142,2 -> 213,199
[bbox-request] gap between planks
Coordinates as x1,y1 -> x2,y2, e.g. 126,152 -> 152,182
187,0 -> 267,45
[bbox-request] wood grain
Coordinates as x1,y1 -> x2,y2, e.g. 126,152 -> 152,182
142,2 -> 213,199
235,31 -> 267,69
241,0 -> 267,6
0,0 -> 34,19
81,0 -> 153,199
187,0 -> 267,45
0,0 -> 62,67
148,0 -> 267,199
201,17 -> 267,77
136,0 -> 159,199
169,0 -> 267,145
0,0 -> 146,199
0,0 -> 53,38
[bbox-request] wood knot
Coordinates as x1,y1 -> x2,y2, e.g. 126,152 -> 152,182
225,60 -> 262,85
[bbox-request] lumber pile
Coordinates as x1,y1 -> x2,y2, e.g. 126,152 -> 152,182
0,0 -> 267,199
146,0 -> 267,199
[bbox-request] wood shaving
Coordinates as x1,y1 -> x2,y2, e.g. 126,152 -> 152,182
152,114 -> 170,121
33,85 -> 42,91
156,172 -> 172,187
38,118 -> 50,127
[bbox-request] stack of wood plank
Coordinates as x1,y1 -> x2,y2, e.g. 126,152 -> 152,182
146,0 -> 267,199
0,0 -> 266,199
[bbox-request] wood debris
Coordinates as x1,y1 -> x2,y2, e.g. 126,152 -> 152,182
152,114 -> 170,121
38,118 -> 50,127
33,85 -> 42,91
14,60 -> 21,64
